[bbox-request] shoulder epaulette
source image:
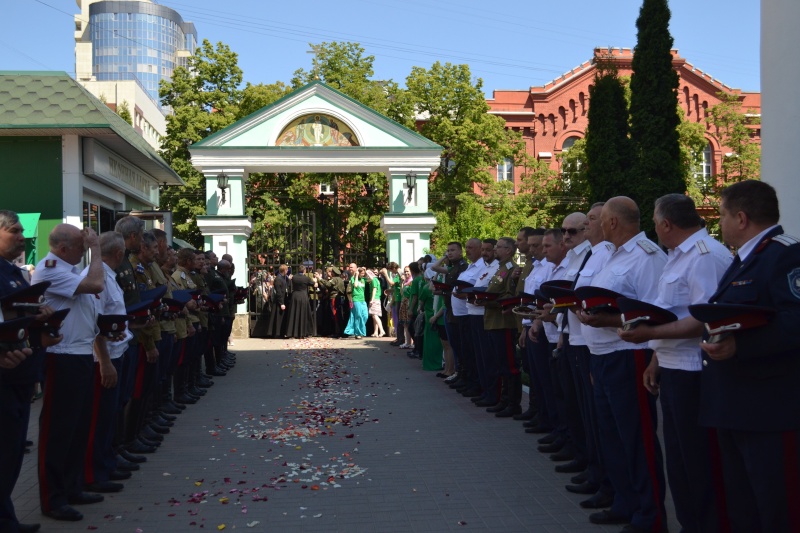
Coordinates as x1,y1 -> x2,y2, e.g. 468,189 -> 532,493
772,234 -> 800,246
45,259 -> 57,268
637,240 -> 659,254
604,243 -> 615,251
695,240 -> 710,254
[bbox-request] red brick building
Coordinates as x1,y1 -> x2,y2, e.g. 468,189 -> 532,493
486,47 -> 761,190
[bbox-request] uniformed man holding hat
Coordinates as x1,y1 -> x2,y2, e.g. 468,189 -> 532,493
698,180 -> 800,532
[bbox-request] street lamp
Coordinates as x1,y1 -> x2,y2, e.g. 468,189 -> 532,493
405,172 -> 417,202
217,173 -> 230,204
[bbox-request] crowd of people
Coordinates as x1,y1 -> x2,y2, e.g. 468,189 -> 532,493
384,181 -> 799,533
2,179 -> 798,533
250,262 -> 397,340
0,213 -> 241,532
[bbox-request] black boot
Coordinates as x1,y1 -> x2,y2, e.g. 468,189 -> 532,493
486,377 -> 509,413
495,374 -> 523,418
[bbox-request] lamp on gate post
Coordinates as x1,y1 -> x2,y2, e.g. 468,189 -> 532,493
405,171 -> 417,202
217,173 -> 230,204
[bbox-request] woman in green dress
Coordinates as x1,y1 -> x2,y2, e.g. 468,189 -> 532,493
418,277 -> 443,371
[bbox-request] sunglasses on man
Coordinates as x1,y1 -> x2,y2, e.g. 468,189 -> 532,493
560,227 -> 584,235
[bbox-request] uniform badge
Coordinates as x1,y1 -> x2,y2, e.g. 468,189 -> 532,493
180,272 -> 186,280
45,259 -> 57,268
506,261 -> 513,269
788,267 -> 800,299
731,280 -> 752,286
135,264 -> 145,274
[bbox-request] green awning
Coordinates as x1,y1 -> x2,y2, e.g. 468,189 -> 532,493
18,213 -> 40,238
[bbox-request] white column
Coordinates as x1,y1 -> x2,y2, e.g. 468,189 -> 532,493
762,0 -> 800,234
62,135 -> 83,227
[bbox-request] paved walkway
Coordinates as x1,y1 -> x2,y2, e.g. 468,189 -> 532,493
13,336 -> 675,532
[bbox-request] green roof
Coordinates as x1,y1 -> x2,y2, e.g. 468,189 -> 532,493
0,71 -> 182,185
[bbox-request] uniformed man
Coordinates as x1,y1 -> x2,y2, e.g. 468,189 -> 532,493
207,257 -> 232,374
698,180 -> 800,532
33,224 -> 107,522
171,249 -> 201,405
429,242 -> 468,376
614,194 -> 730,532
564,203 -> 616,509
469,239 -> 499,407
0,210 -> 62,533
446,239 -> 483,396
319,266 -> 345,337
578,197 -> 667,533
481,237 -> 520,416
82,232 -> 133,495
511,227 -> 538,421
552,213 -> 591,475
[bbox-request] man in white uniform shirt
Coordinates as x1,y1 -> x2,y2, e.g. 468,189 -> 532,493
527,230 -> 567,444
32,224 -> 106,522
467,239 -> 499,407
577,197 -> 667,533
553,213 -> 592,474
82,232 -> 135,495
566,203 -> 616,507
518,230 -> 551,433
617,194 -> 731,533
448,238 -> 484,397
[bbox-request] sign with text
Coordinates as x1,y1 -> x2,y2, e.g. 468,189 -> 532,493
82,138 -> 159,206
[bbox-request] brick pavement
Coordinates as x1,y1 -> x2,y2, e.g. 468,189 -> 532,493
13,337 -> 675,532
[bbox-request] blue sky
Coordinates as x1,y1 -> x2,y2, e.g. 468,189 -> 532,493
5,0 -> 761,96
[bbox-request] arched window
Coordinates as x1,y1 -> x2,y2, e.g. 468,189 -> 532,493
497,158 -> 514,182
560,136 -> 582,188
693,142 -> 713,192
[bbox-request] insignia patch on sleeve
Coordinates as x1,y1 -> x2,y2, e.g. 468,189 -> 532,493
789,267 -> 800,299
637,240 -> 658,254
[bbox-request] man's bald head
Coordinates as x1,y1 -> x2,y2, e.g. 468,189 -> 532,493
561,212 -> 588,249
605,197 -> 640,226
600,197 -> 641,247
49,224 -> 82,248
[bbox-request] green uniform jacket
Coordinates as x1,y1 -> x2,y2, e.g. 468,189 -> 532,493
484,260 -> 519,330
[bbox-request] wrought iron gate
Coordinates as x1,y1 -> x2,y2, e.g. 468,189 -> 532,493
247,211 -> 316,336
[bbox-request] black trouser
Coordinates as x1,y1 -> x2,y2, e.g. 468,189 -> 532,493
0,380 -> 34,530
38,353 -> 94,513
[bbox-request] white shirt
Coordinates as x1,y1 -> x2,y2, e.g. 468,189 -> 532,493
521,258 -> 549,326
543,257 -> 569,343
452,260 -> 483,317
569,241 -> 615,346
737,224 -> 779,262
32,252 -> 100,355
466,259 -> 499,316
560,240 -> 592,335
649,229 -> 732,370
582,232 -> 667,355
83,262 -> 132,360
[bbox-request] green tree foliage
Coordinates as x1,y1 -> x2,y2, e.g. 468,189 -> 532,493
405,62 -> 523,219
236,81 -> 293,120
116,100 -> 132,125
628,0 -> 683,234
707,92 -> 761,184
585,65 -> 632,203
158,40 -> 243,246
291,42 -> 400,118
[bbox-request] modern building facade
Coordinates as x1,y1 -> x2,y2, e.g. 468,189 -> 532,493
74,0 -> 197,148
486,47 -> 761,191
0,71 -> 184,264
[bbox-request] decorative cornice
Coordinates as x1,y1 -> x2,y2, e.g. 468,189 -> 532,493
196,216 -> 253,237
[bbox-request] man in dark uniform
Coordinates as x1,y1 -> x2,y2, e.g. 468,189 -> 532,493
0,210 -> 62,533
319,267 -> 345,337
190,252 -> 212,394
206,256 -> 231,374
482,237 -> 520,416
699,180 -> 800,533
511,227 -> 537,420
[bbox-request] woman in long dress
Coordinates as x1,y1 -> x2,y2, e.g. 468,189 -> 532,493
284,265 -> 317,338
265,265 -> 288,338
418,277 -> 443,371
365,270 -> 386,337
344,267 -> 368,339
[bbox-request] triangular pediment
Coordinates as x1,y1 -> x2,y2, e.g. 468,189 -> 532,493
192,81 -> 440,150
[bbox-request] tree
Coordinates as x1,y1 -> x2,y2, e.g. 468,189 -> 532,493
236,81 -> 293,120
628,0 -> 683,234
159,40 -> 243,246
116,100 -> 132,125
707,91 -> 761,184
405,62 -> 523,219
585,64 -> 632,204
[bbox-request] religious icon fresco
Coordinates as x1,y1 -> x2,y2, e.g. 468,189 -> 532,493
275,114 -> 360,147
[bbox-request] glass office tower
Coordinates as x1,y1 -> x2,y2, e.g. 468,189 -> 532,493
88,1 -> 197,109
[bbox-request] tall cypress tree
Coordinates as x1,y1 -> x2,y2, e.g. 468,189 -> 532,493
628,0 -> 682,235
586,62 -> 632,204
